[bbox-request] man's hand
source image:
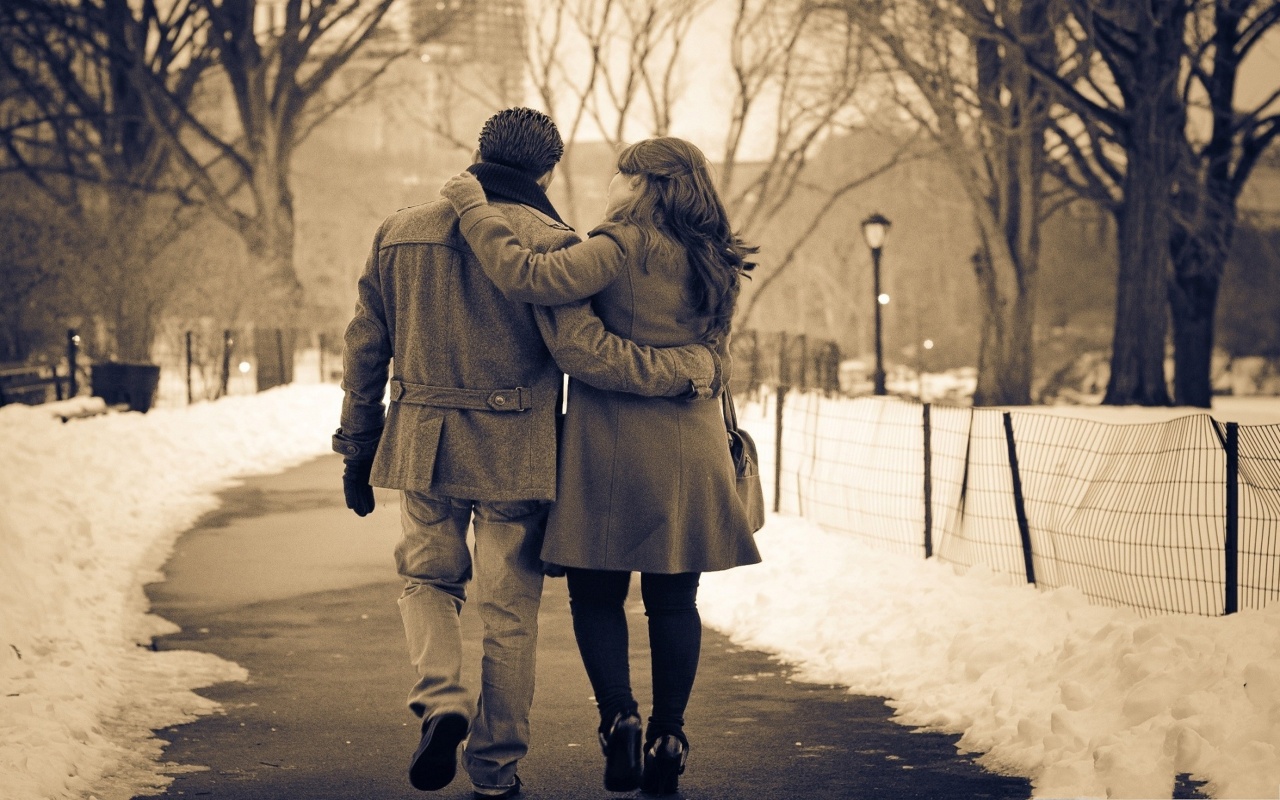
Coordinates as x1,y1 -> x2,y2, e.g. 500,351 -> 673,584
343,458 -> 376,517
441,172 -> 488,217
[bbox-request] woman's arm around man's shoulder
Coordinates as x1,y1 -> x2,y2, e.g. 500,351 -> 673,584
441,172 -> 625,305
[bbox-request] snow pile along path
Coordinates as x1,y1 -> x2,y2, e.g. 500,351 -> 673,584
700,517 -> 1280,799
0,384 -> 342,799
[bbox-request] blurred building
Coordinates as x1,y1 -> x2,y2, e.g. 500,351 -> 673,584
289,0 -> 530,330
197,0 -> 528,161
312,0 -> 527,161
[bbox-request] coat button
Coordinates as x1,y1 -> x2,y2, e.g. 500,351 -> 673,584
494,395 -> 507,406
345,445 -> 357,455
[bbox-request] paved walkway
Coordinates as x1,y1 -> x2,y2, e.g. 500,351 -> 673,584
143,454 -> 1033,800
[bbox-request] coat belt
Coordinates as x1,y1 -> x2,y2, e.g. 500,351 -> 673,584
389,379 -> 531,412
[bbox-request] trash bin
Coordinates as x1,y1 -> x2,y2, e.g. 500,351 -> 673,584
91,362 -> 161,413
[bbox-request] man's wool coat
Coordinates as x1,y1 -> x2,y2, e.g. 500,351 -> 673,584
335,199 -> 717,502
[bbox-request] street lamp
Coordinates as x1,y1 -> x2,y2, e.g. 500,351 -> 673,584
861,212 -> 892,395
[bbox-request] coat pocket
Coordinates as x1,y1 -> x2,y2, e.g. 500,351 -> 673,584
370,403 -> 445,492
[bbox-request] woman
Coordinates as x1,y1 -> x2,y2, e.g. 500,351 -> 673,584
441,136 -> 761,795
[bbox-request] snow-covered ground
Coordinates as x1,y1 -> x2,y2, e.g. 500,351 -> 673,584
0,385 -> 343,799
2,385 -> 1279,799
707,394 -> 1280,800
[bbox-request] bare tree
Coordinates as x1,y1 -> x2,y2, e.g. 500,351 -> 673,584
1167,0 -> 1280,406
526,0 -> 910,338
951,0 -> 1277,407
0,0 -> 216,361
840,0 -> 1062,404
114,0 -> 456,323
0,195 -> 59,361
379,0 -> 904,359
1015,0 -> 1192,405
719,0 -> 875,235
522,0 -> 706,218
581,0 -> 706,142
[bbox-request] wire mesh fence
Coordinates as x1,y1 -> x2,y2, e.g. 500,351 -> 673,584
1229,421 -> 1280,612
150,326 -> 342,408
763,388 -> 1280,617
1007,412 -> 1227,616
935,409 -> 1028,583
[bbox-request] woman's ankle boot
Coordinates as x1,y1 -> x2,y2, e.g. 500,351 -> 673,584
599,711 -> 642,792
640,733 -> 688,795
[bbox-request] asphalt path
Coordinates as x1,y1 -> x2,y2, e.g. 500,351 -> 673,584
142,453 -> 1033,800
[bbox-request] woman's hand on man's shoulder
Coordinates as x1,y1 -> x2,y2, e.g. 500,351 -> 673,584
441,171 -> 488,217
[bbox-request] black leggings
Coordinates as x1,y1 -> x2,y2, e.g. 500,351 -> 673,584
564,568 -> 701,741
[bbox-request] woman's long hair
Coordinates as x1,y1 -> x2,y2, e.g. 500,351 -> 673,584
608,137 -> 757,340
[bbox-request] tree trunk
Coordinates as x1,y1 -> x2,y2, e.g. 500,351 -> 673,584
970,244 -> 1034,406
96,195 -> 167,363
963,0 -> 1045,408
1168,269 -> 1219,408
1168,193 -> 1235,407
1167,1 -> 1249,409
1100,1 -> 1186,407
114,304 -> 157,363
247,232 -> 301,317
242,167 -> 303,323
1105,173 -> 1173,406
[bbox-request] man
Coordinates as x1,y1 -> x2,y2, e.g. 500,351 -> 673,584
333,107 -> 719,799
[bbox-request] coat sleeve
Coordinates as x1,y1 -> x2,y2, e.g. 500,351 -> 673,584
533,301 -> 721,399
457,206 -> 624,304
333,223 -> 393,460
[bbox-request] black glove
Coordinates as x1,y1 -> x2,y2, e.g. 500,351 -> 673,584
343,458 -> 376,517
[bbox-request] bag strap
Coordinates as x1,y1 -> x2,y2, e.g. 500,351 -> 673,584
705,332 -> 739,435
722,387 -> 740,434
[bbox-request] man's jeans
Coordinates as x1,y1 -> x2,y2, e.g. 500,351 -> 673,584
395,490 -> 548,793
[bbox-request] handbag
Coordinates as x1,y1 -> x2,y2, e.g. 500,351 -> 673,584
723,388 -> 766,533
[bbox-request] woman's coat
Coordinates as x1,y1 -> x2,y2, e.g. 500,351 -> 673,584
456,207 -> 761,574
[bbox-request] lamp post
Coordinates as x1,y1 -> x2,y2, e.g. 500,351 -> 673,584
861,212 -> 892,395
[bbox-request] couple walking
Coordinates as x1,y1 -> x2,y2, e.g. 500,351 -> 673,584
333,107 -> 761,798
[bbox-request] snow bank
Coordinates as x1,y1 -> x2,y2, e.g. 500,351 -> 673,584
0,384 -> 342,799
4,380 -> 1278,799
701,514 -> 1280,799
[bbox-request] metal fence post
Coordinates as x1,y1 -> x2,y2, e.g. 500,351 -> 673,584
923,403 -> 933,558
220,330 -> 233,398
66,329 -> 79,398
774,384 -> 787,514
777,331 -> 789,388
796,333 -> 808,390
275,328 -> 287,388
823,341 -> 841,396
185,331 -> 194,404
1225,422 -> 1239,615
1002,412 -> 1035,585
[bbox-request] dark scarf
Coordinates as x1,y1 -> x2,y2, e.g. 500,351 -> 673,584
467,162 -> 566,225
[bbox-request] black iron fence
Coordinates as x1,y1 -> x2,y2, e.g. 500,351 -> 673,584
1,327 -> 343,411
156,326 -> 341,405
758,389 -> 1280,617
0,329 -> 84,407
730,330 -> 843,396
